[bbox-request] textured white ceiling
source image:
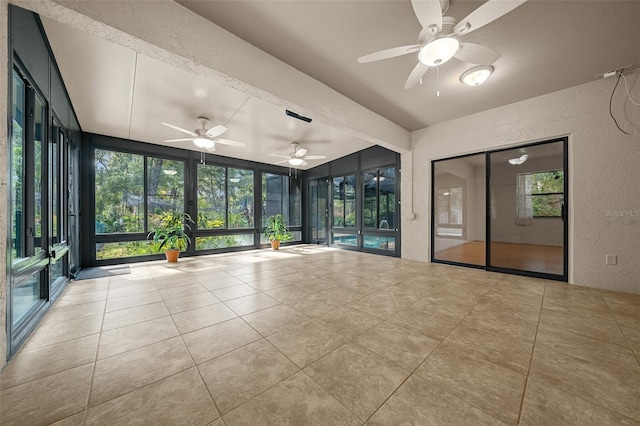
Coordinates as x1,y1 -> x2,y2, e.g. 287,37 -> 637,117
178,0 -> 640,130
40,16 -> 373,168
39,0 -> 640,169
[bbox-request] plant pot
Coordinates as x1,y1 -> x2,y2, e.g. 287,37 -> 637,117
270,240 -> 280,250
164,249 -> 180,262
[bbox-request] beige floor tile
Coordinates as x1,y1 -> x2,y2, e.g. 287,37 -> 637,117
347,293 -> 412,320
462,306 -> 539,343
246,277 -> 294,292
199,339 -> 299,414
159,283 -> 209,300
87,368 -> 218,425
520,374 -> 640,425
101,301 -> 169,331
64,280 -> 110,295
539,307 -> 627,345
303,341 -> 408,421
368,373 -> 506,426
164,291 -> 221,314
315,306 -> 382,339
200,276 -> 246,291
107,283 -> 157,299
22,314 -> 103,350
98,316 -> 179,359
529,346 -> 640,421
49,411 -> 86,426
242,304 -> 308,336
172,302 -> 238,334
265,283 -> 323,304
446,319 -> 534,375
90,336 -> 193,406
105,289 -> 163,312
316,285 -> 374,303
389,307 -> 463,342
223,292 -> 281,316
153,275 -> 200,290
415,340 -> 526,425
55,290 -> 109,308
223,371 -> 360,426
268,320 -> 348,368
46,300 -> 106,323
535,324 -> 638,369
183,317 -> 262,364
284,292 -> 345,317
1,334 -> 99,390
212,284 -> 260,301
354,320 -> 439,371
0,364 -> 93,426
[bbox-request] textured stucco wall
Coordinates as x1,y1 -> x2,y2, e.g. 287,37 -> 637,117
1,0 -> 9,368
402,75 -> 640,294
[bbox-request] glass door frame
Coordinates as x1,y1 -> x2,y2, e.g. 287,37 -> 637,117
431,137 -> 569,282
308,177 -> 329,245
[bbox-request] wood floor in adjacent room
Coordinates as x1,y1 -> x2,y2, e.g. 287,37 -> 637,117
435,240 -> 564,276
1,245 -> 639,425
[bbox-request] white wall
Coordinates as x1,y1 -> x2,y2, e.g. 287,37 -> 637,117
402,75 -> 640,294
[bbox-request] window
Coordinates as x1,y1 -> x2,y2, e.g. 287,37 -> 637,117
11,71 -> 26,261
518,171 -> 564,218
196,165 -> 254,231
95,149 -> 145,234
436,187 -> 463,237
363,167 -> 395,230
147,157 -> 185,229
261,173 -> 300,227
332,175 -> 355,228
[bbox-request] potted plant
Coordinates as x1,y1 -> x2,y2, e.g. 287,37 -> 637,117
264,214 -> 293,250
148,212 -> 195,262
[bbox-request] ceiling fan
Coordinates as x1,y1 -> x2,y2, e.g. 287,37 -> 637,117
269,141 -> 327,167
358,0 -> 527,89
162,116 -> 245,151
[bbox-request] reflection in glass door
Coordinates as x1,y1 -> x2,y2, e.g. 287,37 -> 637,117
488,139 -> 567,278
432,154 -> 486,266
309,178 -> 328,244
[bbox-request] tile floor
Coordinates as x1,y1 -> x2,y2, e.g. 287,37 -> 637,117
1,245 -> 639,425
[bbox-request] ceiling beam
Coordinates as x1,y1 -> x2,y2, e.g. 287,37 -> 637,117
14,0 -> 411,153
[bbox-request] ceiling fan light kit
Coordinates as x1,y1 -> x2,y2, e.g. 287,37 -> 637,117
460,65 -> 494,86
418,37 -> 459,66
358,0 -> 527,90
193,136 -> 215,149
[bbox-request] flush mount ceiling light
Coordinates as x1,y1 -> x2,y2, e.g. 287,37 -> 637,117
193,137 -> 215,149
461,65 -> 494,86
418,37 -> 460,67
508,154 -> 529,165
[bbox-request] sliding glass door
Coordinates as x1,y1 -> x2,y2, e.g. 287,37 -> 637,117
308,178 -> 329,245
432,138 -> 568,281
488,139 -> 567,278
432,153 -> 486,267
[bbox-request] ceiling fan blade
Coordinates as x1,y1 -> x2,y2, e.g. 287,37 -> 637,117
454,0 -> 527,36
404,62 -> 429,89
455,42 -> 500,65
205,145 -> 216,152
299,160 -> 308,167
205,124 -> 227,138
275,159 -> 291,164
296,148 -> 308,157
303,155 -> 326,160
163,138 -> 194,143
213,138 -> 245,147
358,44 -> 421,63
268,154 -> 291,159
411,0 -> 443,33
162,122 -> 197,137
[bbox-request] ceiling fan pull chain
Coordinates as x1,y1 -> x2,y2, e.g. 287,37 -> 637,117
436,64 -> 440,97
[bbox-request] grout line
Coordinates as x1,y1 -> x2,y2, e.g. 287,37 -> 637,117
599,289 -> 640,367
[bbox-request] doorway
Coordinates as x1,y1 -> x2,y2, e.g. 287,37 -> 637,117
308,178 -> 329,245
432,137 -> 568,281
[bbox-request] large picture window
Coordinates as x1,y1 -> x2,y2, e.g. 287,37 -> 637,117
261,173 -> 301,227
332,175 -> 355,228
363,167 -> 396,230
197,164 -> 254,230
95,149 -> 145,234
